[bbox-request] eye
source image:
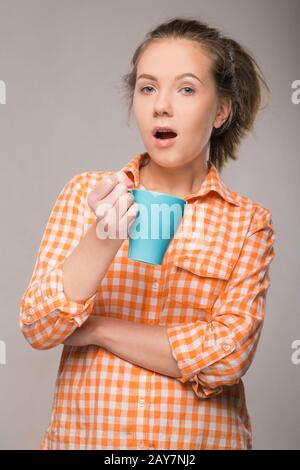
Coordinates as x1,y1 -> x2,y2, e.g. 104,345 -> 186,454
139,86 -> 195,95
140,86 -> 155,94
182,86 -> 195,95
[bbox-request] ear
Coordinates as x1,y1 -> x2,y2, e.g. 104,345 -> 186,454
213,96 -> 232,129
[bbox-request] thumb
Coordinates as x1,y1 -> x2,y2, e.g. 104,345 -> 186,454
117,171 -> 134,187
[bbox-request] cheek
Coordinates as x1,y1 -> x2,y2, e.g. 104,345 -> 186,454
186,102 -> 216,135
132,93 -> 142,114
180,92 -> 215,115
133,97 -> 150,124
132,97 -> 139,117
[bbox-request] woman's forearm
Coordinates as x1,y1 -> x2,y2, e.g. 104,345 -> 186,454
62,221 -> 124,303
96,317 -> 182,379
63,315 -> 182,379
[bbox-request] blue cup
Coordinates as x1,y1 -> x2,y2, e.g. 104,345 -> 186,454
128,189 -> 187,265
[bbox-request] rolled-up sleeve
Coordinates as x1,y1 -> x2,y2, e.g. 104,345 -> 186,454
19,173 -> 97,350
167,207 -> 276,399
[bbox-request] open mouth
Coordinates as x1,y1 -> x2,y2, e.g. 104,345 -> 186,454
154,130 -> 177,139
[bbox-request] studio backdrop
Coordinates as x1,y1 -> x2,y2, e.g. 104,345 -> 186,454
0,0 -> 299,450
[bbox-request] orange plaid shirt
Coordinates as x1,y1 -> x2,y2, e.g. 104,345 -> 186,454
19,152 -> 276,450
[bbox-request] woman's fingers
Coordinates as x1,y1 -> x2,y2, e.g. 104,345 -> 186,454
115,191 -> 135,219
116,170 -> 134,187
94,182 -> 129,218
95,197 -> 139,240
87,171 -> 133,211
87,169 -> 137,240
87,173 -> 119,208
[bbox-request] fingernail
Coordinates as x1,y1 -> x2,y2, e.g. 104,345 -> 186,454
117,171 -> 126,180
118,171 -> 132,184
130,203 -> 139,213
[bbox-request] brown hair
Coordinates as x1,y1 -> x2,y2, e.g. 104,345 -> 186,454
119,16 -> 271,173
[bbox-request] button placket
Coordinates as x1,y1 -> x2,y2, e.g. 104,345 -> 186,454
138,398 -> 145,409
135,391 -> 147,447
152,281 -> 159,290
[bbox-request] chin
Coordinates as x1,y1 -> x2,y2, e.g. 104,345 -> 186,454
148,152 -> 184,168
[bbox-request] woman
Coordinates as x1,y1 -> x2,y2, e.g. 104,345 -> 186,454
19,16 -> 276,450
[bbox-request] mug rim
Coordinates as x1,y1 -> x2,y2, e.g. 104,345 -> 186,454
131,188 -> 187,204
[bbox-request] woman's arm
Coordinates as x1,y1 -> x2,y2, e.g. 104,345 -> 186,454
20,174 -> 122,350
63,315 -> 182,379
62,221 -> 123,303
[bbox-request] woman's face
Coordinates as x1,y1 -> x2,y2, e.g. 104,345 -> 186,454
132,38 -> 230,169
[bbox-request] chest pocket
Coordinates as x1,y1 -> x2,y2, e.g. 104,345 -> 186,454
169,253 -> 234,312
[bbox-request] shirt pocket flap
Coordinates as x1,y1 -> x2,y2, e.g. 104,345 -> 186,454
169,254 -> 234,311
174,254 -> 234,280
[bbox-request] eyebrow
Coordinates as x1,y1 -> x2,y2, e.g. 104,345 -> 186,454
136,73 -> 204,84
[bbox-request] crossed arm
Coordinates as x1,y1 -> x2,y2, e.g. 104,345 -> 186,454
63,315 -> 182,379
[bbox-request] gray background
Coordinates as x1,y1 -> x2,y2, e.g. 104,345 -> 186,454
0,0 -> 299,450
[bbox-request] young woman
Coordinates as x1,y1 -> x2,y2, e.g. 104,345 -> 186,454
20,17 -> 276,450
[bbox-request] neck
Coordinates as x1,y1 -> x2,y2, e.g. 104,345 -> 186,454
140,153 -> 209,198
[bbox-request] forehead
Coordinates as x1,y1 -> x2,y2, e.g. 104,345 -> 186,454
137,38 -> 214,76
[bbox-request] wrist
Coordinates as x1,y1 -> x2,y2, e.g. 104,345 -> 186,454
85,315 -> 102,346
90,316 -> 109,347
94,219 -> 126,246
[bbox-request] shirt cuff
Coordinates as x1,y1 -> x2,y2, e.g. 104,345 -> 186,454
167,323 -> 236,397
188,375 -> 224,399
21,262 -> 97,327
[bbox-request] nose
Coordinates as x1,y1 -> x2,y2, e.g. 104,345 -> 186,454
153,91 -> 173,116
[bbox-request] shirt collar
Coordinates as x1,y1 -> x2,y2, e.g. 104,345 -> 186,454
120,152 -> 240,207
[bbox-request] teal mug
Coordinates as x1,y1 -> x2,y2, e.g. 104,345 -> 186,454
128,189 -> 187,265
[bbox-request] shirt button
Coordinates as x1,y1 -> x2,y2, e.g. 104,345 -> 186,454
138,441 -> 144,449
222,342 -> 231,351
138,399 -> 145,408
152,281 -> 159,290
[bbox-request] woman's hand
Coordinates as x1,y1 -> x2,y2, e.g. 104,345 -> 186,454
63,315 -> 103,347
87,170 -> 139,241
